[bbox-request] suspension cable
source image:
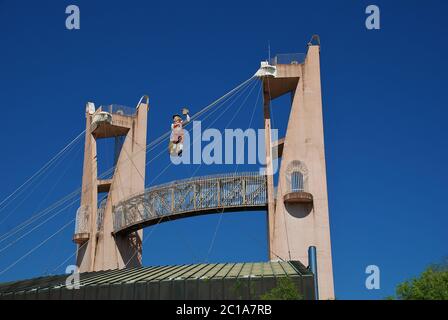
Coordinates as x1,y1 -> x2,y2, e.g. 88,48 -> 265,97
0,218 -> 75,277
0,76 -> 257,274
0,129 -> 85,215
205,80 -> 261,262
123,77 -> 258,267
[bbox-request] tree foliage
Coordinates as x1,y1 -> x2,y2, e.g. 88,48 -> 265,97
260,277 -> 303,300
391,262 -> 448,300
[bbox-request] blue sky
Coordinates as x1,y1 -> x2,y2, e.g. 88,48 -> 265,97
0,0 -> 447,300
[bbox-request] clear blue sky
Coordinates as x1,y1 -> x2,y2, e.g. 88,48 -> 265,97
0,0 -> 447,300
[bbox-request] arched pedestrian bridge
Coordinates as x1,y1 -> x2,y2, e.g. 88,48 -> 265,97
113,172 -> 268,235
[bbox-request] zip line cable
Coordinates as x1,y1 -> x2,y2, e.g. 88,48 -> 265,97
105,76 -> 257,211
51,238 -> 89,274
0,82 -> 246,251
123,77 -> 259,267
0,130 -> 86,214
144,79 -> 259,264
123,78 -> 258,266
0,188 -> 81,243
202,80 -> 286,263
266,75 -> 292,261
147,78 -> 258,186
0,218 -> 75,277
32,142 -> 83,216
145,76 -> 256,152
144,79 -> 259,263
117,77 -> 254,189
2,76 -> 254,233
0,196 -> 80,254
0,76 -> 257,274
0,140 -> 83,227
205,80 -> 261,263
11,75 -> 284,276
0,147 -> 82,251
0,76 -> 256,275
99,78 -> 254,226
0,144 -> 80,229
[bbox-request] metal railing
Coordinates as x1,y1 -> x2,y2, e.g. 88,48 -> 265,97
101,104 -> 136,116
270,53 -> 306,66
113,172 -> 268,233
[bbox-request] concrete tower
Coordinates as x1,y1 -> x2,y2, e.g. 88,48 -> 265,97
262,41 -> 335,299
73,96 -> 149,272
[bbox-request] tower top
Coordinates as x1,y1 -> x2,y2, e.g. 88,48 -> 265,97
307,34 -> 321,47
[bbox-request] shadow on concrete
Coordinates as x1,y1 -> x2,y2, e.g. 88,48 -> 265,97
285,203 -> 313,219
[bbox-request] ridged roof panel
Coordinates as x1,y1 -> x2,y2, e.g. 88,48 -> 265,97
0,261 -> 311,295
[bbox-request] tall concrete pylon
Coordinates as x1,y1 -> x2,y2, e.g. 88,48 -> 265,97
73,97 -> 149,272
262,42 -> 335,299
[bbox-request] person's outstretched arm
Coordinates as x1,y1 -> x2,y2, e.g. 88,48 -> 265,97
183,114 -> 191,126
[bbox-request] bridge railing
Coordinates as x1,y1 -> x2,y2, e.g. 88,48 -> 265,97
113,172 -> 267,233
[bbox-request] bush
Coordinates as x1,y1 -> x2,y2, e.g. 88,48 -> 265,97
260,277 -> 303,300
390,261 -> 448,300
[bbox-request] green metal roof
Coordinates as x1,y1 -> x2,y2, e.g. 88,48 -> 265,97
0,261 -> 314,300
